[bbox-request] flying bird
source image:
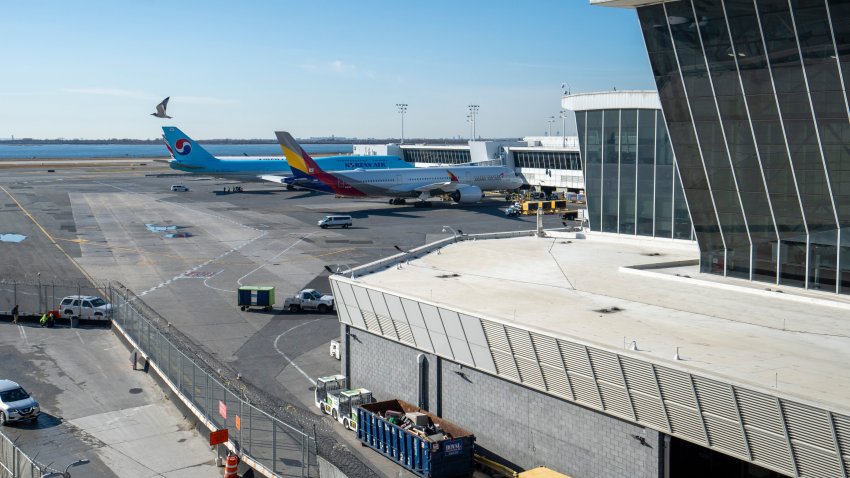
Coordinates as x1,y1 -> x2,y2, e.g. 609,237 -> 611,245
151,97 -> 172,118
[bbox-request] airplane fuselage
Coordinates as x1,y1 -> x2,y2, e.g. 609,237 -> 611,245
327,166 -> 523,198
169,155 -> 408,181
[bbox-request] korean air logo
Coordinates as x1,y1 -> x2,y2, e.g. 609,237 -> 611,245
175,139 -> 192,156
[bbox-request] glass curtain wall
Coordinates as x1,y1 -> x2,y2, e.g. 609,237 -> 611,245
403,149 -> 471,164
577,108 -> 694,240
636,0 -> 850,294
514,151 -> 582,170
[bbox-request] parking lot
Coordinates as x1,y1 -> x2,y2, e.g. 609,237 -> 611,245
0,162 -> 566,475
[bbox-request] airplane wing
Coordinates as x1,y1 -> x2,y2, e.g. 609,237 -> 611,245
259,174 -> 291,184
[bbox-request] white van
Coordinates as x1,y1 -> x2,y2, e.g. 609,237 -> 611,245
318,215 -> 352,229
170,184 -> 189,192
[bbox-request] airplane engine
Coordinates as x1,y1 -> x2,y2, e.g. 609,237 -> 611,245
450,185 -> 484,204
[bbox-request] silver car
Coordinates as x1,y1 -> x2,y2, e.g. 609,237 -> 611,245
0,380 -> 40,425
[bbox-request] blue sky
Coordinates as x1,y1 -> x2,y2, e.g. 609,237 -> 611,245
0,1 -> 652,140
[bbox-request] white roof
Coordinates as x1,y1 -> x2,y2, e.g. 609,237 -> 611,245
353,233 -> 850,413
0,379 -> 21,392
562,90 -> 661,111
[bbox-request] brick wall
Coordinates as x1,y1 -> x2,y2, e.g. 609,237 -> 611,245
344,326 -> 661,478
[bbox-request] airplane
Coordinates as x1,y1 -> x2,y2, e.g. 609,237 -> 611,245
276,131 -> 524,206
161,126 -> 411,185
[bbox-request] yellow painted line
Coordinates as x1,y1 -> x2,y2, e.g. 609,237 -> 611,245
0,185 -> 100,290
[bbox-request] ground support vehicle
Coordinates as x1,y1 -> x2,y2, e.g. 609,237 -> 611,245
336,388 -> 373,431
237,286 -> 275,311
357,399 -> 475,478
284,289 -> 334,313
315,375 -> 347,414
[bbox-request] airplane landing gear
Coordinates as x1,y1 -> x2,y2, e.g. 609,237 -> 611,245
389,198 -> 407,205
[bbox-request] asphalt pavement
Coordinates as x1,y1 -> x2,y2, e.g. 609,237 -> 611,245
0,162 -> 566,476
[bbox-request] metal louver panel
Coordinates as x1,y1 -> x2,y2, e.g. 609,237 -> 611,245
505,326 -> 535,360
620,356 -> 659,397
703,414 -> 748,458
783,402 -> 834,452
631,392 -> 669,431
558,340 -> 593,376
568,373 -> 602,409
793,442 -> 842,478
361,310 -> 381,334
737,388 -> 784,436
540,362 -> 571,398
491,349 -> 520,380
393,319 -> 415,345
515,356 -> 545,390
482,321 -> 510,352
693,376 -> 738,422
375,315 -> 397,341
745,427 -> 795,474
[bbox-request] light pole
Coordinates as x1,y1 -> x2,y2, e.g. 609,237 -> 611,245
547,116 -> 555,137
396,103 -> 408,144
467,105 -> 479,141
560,110 -> 568,148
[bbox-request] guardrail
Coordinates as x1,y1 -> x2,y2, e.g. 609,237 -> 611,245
350,229 -> 537,278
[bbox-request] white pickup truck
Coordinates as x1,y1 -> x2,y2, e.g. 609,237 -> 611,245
284,289 -> 334,313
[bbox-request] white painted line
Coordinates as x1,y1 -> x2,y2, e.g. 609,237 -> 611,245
75,330 -> 85,345
237,232 -> 316,286
203,270 -> 234,293
272,318 -> 324,384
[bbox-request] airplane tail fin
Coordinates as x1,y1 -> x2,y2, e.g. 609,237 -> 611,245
275,131 -> 364,196
162,127 -> 218,163
275,131 -> 325,179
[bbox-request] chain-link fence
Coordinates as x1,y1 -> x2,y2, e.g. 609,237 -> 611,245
0,279 -> 109,319
0,430 -> 59,478
107,283 -> 380,478
0,279 -> 379,478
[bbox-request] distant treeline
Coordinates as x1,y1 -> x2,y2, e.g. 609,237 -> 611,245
0,137 -> 518,145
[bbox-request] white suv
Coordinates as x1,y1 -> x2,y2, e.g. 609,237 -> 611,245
0,380 -> 40,425
59,295 -> 112,319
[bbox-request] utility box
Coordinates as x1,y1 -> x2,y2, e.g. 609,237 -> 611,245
357,399 -> 475,478
238,286 -> 275,311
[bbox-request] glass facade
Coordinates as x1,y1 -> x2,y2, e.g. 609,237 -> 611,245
636,0 -> 850,294
402,148 -> 471,164
576,107 -> 695,240
513,151 -> 582,170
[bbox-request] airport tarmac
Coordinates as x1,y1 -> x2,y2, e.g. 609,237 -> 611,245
0,162 -> 565,476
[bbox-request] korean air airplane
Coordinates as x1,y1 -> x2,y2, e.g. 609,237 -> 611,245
276,131 -> 524,206
161,126 -> 410,186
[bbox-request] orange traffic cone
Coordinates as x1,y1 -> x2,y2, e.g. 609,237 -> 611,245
224,453 -> 239,478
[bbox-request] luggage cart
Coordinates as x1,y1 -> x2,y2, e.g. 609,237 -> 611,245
237,286 -> 275,311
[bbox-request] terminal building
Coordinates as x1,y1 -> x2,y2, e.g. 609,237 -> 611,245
565,90 -> 694,241
594,0 -> 850,294
331,2 -> 850,478
353,136 -> 585,193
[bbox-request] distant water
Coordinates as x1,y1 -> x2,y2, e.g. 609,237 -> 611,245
0,143 -> 353,159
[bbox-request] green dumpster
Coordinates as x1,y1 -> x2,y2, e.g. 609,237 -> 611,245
238,286 -> 275,311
